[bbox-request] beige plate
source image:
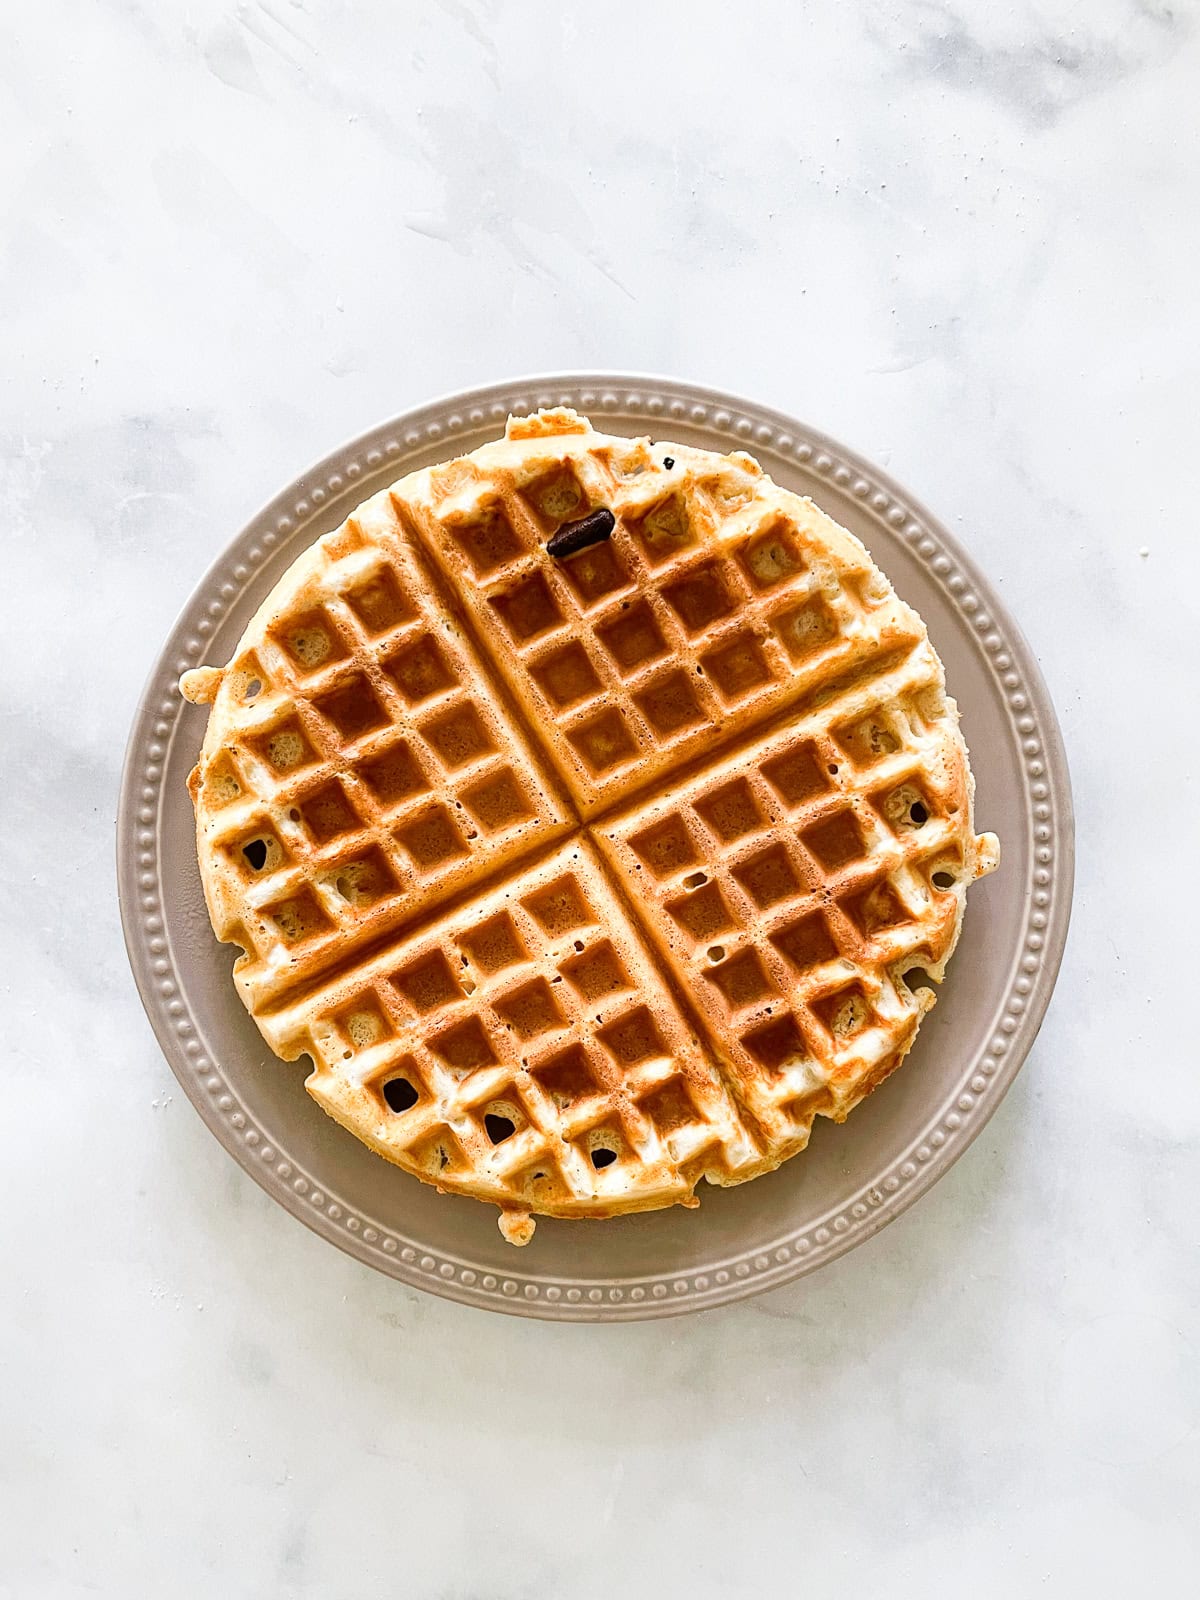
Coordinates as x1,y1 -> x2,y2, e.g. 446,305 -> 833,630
118,375 -> 1073,1321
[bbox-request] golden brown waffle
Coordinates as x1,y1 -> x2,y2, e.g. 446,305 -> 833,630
258,840 -> 764,1244
181,408 -> 998,1243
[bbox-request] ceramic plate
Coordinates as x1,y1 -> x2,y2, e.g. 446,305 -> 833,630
118,374 -> 1073,1321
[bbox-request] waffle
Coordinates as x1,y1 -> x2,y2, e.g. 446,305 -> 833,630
181,408 -> 998,1243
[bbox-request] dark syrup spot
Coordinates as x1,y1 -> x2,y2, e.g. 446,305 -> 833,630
546,507 -> 615,559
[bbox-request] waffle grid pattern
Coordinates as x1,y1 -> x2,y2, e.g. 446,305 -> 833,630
598,645 -> 968,1146
266,842 -> 762,1229
180,406 -> 1001,1248
400,436 -> 913,814
191,503 -> 569,1009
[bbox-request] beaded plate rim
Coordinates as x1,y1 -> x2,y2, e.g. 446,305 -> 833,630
117,373 -> 1074,1321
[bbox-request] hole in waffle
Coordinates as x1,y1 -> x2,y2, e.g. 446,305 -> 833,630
343,567 -> 413,634
485,1111 -> 517,1145
661,563 -> 734,634
518,1163 -> 570,1203
707,945 -> 725,963
523,875 -> 592,937
734,844 -> 801,909
801,811 -> 866,872
558,540 -> 628,606
682,870 -> 708,890
634,670 -> 707,738
296,781 -> 360,844
875,782 -> 933,833
740,522 -> 806,588
629,494 -> 694,562
229,654 -> 268,702
524,466 -> 586,526
532,1045 -> 598,1107
772,912 -> 839,971
489,572 -> 562,643
561,940 -> 631,1003
812,983 -> 872,1039
841,877 -> 909,937
741,1014 -> 809,1075
706,949 -> 777,1011
337,1005 -> 390,1050
834,711 -> 901,766
392,949 -> 461,1014
567,707 -> 637,776
312,674 -> 389,744
460,913 -> 526,974
932,869 -> 957,890
238,835 -> 275,873
531,641 -> 601,709
395,804 -> 468,870
250,718 -> 317,775
582,1124 -> 625,1170
450,505 -> 524,577
902,966 -> 935,999
409,1128 -> 464,1175
359,741 -> 429,809
383,633 -> 457,704
461,770 -> 533,833
700,635 -> 773,703
597,1006 -> 664,1066
761,741 -> 830,807
771,596 -> 835,661
667,881 -> 736,944
275,610 -> 348,673
430,1016 -> 496,1075
494,978 -> 565,1041
322,847 -> 397,908
639,1079 -> 700,1136
695,778 -> 764,844
383,1076 -> 420,1113
265,890 -> 332,945
595,601 -> 668,674
420,702 -> 496,771
629,815 -> 697,878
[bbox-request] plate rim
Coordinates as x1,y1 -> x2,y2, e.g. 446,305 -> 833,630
117,370 -> 1074,1321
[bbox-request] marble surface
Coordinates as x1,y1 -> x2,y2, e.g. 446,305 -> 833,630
3,2 -> 1197,1594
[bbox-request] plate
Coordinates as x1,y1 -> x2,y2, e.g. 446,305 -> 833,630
118,374 -> 1073,1320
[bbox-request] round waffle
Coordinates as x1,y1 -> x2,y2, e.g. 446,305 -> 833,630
181,408 -> 999,1244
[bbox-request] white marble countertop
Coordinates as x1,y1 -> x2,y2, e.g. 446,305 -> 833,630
4,2 -> 1197,1594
